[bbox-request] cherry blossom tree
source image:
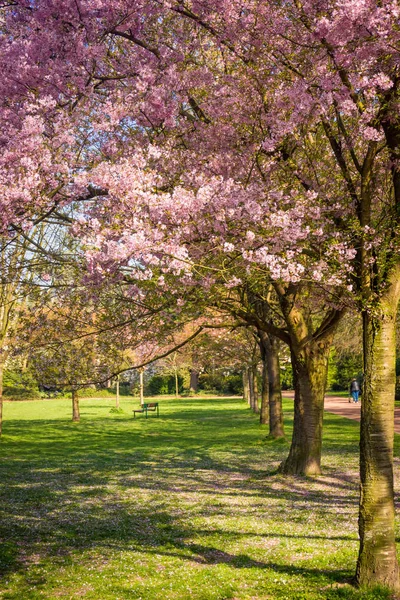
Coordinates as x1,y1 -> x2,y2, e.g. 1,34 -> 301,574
2,0 -> 400,590
1,0 -> 345,473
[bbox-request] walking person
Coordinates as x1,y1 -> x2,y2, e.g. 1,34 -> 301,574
349,378 -> 360,403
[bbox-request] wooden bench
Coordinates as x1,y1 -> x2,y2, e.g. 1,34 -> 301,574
133,402 -> 159,419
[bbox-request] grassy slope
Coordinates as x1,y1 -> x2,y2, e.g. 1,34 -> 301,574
0,396 -> 399,600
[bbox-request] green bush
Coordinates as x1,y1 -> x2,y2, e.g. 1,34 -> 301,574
280,363 -> 293,390
3,386 -> 41,400
145,374 -> 184,395
78,387 -> 107,397
198,372 -> 243,395
74,387 -> 130,398
63,388 -> 121,399
97,383 -> 132,397
3,367 -> 41,399
199,373 -> 224,392
180,388 -> 195,397
40,385 -> 132,399
222,374 -> 243,394
4,367 -> 38,390
330,351 -> 363,391
115,382 -> 132,396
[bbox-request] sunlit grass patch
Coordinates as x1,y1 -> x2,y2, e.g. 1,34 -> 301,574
0,396 -> 398,599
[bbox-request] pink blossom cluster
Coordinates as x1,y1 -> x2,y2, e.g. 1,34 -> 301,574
0,0 -> 398,299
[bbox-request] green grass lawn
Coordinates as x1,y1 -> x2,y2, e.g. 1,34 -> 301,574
324,391 -> 349,398
0,396 -> 399,600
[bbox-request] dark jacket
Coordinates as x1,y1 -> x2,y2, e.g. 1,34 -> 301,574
349,380 -> 360,392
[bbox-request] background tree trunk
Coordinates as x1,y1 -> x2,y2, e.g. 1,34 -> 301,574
248,367 -> 255,411
243,370 -> 250,404
189,369 -> 198,393
115,376 -> 120,409
267,336 -> 285,438
175,367 -> 179,398
139,368 -> 144,405
258,331 -> 284,436
356,284 -> 400,589
259,351 -> 269,425
252,365 -> 259,413
72,390 -> 80,422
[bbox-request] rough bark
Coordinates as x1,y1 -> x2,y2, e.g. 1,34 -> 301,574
242,370 -> 250,404
259,349 -> 269,425
267,335 -> 285,438
189,369 -> 199,393
252,365 -> 259,413
139,368 -> 144,405
273,284 -> 343,476
356,273 -> 400,589
72,390 -> 80,422
279,338 -> 332,476
248,366 -> 254,410
116,376 -> 120,409
258,331 -> 285,435
175,368 -> 179,398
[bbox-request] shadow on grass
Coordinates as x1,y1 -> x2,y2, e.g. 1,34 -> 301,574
0,396 -> 363,590
0,501 -> 353,587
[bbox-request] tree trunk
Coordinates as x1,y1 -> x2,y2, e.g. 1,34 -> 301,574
279,339 -> 331,476
258,332 -> 285,436
175,368 -> 179,398
72,390 -> 80,422
259,350 -> 269,425
267,336 -> 285,438
356,283 -> 400,589
139,368 -> 144,405
243,370 -> 250,404
248,366 -> 255,410
116,376 -> 120,409
190,369 -> 199,393
252,365 -> 259,413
